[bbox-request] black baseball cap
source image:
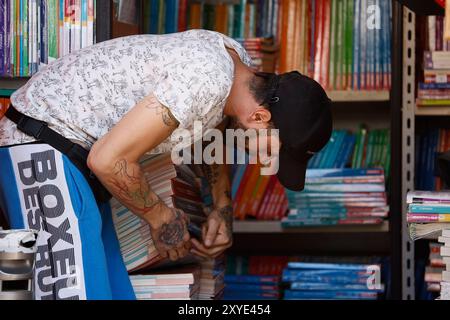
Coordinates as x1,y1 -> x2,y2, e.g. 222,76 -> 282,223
257,71 -> 333,191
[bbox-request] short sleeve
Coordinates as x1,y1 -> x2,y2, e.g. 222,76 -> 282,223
153,57 -> 233,129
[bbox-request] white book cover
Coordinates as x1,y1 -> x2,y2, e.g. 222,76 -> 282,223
407,191 -> 450,203
441,282 -> 450,300
441,246 -> 450,257
443,229 -> 450,238
429,16 -> 436,52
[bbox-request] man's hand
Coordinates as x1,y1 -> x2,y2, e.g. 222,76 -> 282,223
190,205 -> 233,259
149,207 -> 191,261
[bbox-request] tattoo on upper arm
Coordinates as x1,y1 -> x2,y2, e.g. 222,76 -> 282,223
111,158 -> 161,215
142,97 -> 179,127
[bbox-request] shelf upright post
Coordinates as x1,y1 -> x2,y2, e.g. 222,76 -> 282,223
401,6 -> 416,300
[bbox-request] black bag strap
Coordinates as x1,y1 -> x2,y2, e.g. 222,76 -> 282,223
5,105 -> 111,203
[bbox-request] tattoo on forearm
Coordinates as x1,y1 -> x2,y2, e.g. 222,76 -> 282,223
158,210 -> 185,246
203,163 -> 220,186
219,205 -> 233,239
143,97 -> 179,127
110,158 -> 161,215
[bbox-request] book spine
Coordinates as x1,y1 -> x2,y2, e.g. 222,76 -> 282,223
320,0 -> 330,88
81,0 -> 87,48
0,0 -> 4,76
48,0 -> 57,61
87,0 -> 93,45
178,0 -> 186,32
5,0 -> 11,75
352,0 -> 360,89
359,0 -> 367,89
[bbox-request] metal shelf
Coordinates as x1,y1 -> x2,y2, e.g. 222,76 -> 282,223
415,106 -> 450,116
233,220 -> 389,234
327,90 -> 390,102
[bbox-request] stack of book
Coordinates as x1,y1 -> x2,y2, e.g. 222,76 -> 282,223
406,191 -> 450,224
438,231 -> 450,300
198,255 -> 226,300
415,128 -> 450,191
308,128 -> 391,177
424,242 -> 444,294
282,168 -> 389,227
416,15 -> 450,108
417,51 -> 450,108
129,265 -> 201,300
0,97 -> 10,119
282,261 -> 384,300
231,164 -> 288,220
1,0 -> 96,77
111,154 -> 206,272
223,256 -> 287,300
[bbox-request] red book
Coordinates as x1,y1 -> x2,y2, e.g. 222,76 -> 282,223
313,0 -> 323,83
178,0 -> 187,31
320,0 -> 331,88
257,176 -> 277,220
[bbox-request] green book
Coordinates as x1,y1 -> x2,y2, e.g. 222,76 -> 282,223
23,0 -> 29,76
364,130 -> 375,167
329,0 -> 338,89
206,4 -> 216,31
351,130 -> 361,168
48,0 -> 58,62
356,127 -> 367,168
227,5 -> 234,37
345,0 -> 354,87
233,3 -> 241,38
158,0 -> 165,34
143,0 -> 151,33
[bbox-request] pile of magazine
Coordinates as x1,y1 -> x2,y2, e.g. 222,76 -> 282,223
222,256 -> 287,300
198,255 -> 225,300
129,265 -> 201,300
282,168 -> 389,227
282,261 -> 384,300
407,191 -> 450,240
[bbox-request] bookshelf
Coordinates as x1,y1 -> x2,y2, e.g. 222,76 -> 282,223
397,2 -> 450,300
327,90 -> 390,102
415,106 -> 450,116
233,220 -> 389,233
0,0 -> 405,300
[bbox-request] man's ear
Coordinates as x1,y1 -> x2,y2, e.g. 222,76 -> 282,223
250,107 -> 272,124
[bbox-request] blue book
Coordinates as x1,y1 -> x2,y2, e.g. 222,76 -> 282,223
290,282 -> 383,292
231,164 -> 247,199
419,82 -> 450,90
284,290 -> 378,300
286,262 -> 378,271
333,132 -> 349,168
305,168 -> 384,179
225,283 -> 279,292
165,0 -> 178,33
149,0 -> 160,34
326,131 -> 346,168
224,275 -> 279,284
409,204 -> 450,214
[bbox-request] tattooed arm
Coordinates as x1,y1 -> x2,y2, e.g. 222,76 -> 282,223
190,162 -> 234,259
87,94 -> 190,261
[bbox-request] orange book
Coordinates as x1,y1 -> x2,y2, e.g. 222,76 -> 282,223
292,0 -> 302,71
215,4 -> 228,34
285,0 -> 297,71
320,0 -> 331,88
235,164 -> 261,219
189,3 -> 202,29
246,174 -> 271,218
256,175 -> 276,220
278,0 -> 289,73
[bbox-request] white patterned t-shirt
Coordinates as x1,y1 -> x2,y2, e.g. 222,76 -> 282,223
0,29 -> 252,154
